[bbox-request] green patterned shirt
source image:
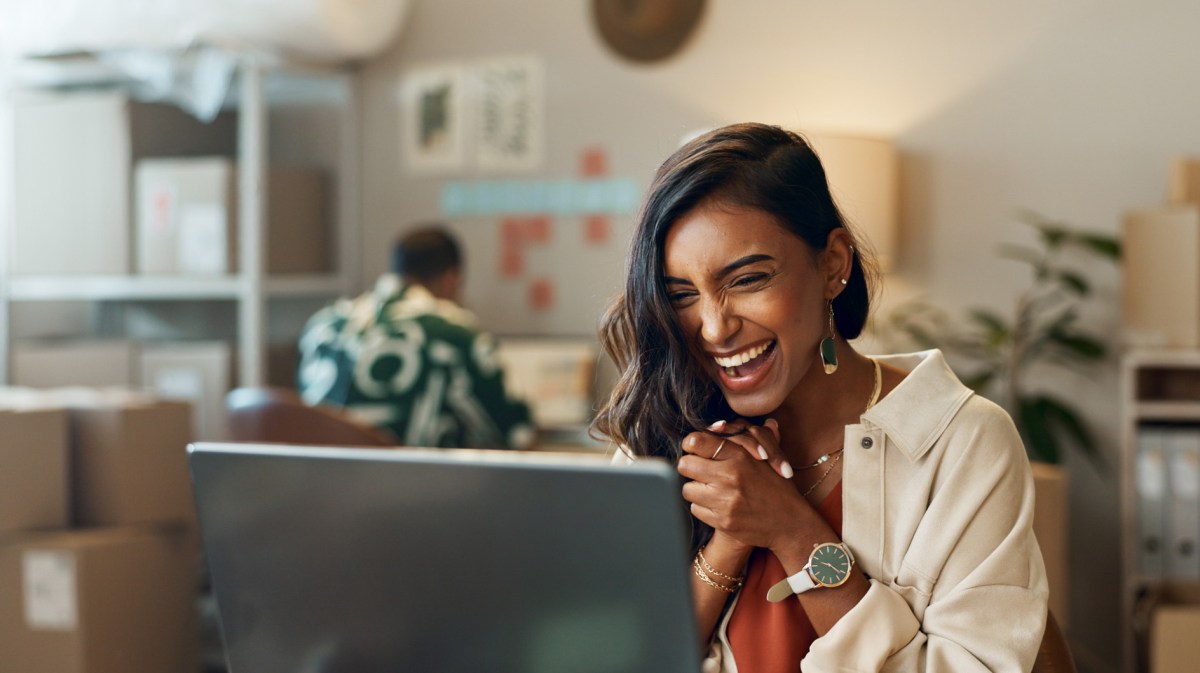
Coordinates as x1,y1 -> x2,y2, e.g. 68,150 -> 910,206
298,276 -> 535,449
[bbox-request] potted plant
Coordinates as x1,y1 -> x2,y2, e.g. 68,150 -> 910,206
883,210 -> 1120,466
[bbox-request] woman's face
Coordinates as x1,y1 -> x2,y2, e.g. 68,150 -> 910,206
662,202 -> 841,417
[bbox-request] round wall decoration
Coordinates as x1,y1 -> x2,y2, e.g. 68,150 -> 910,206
591,0 -> 707,64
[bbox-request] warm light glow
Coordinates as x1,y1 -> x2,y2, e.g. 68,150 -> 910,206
805,133 -> 899,271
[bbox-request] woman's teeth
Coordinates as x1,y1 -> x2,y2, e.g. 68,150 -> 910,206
714,342 -> 771,368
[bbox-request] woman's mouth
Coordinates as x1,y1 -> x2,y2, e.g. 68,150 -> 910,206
713,341 -> 776,380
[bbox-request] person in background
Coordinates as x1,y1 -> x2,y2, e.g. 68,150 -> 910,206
593,123 -> 1047,671
298,225 -> 536,449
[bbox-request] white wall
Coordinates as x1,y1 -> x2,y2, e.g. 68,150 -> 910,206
362,2 -> 1200,669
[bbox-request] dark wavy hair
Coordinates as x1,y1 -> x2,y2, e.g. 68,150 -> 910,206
591,123 -> 878,550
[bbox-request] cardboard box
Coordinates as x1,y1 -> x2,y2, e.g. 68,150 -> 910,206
1122,206 -> 1200,348
12,340 -> 139,389
496,338 -> 597,427
140,341 -> 232,442
11,91 -> 236,276
0,406 -> 70,535
0,526 -> 201,673
1031,462 -> 1069,627
60,391 -> 195,527
1167,157 -> 1200,206
135,157 -> 330,275
1152,604 -> 1200,673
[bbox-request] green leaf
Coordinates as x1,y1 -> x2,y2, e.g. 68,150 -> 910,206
1076,234 -> 1121,260
961,369 -> 997,392
1047,331 -> 1106,360
1054,271 -> 1090,295
1017,397 -> 1059,463
1022,394 -> 1104,469
1030,220 -> 1070,250
996,244 -> 1042,267
968,309 -> 1010,338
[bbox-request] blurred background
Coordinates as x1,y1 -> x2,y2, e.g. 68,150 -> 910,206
4,2 -> 1200,672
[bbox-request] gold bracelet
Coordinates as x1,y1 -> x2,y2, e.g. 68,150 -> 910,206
693,559 -> 739,593
697,546 -> 745,584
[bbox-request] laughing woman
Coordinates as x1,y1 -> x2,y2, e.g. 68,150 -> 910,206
594,123 -> 1047,672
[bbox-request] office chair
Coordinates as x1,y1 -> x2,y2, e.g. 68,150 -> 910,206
1033,610 -> 1076,673
225,387 -> 396,448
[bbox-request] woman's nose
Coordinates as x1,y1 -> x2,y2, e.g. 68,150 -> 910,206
699,297 -> 739,346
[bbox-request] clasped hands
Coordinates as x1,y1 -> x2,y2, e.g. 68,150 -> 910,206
677,418 -> 814,553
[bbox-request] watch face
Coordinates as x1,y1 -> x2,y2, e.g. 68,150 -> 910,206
809,543 -> 853,587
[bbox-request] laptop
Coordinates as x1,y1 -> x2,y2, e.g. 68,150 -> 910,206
187,443 -> 701,673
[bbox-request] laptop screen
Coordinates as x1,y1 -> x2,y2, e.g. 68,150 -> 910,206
188,443 -> 701,673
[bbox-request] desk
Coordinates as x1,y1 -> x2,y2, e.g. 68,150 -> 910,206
535,424 -> 610,454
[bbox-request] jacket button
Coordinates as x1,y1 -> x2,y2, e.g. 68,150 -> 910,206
861,436 -> 874,449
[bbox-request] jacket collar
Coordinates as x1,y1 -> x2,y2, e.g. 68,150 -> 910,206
861,350 -> 975,462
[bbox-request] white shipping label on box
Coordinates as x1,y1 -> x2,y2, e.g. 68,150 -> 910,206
178,203 -> 228,274
22,550 -> 78,630
153,366 -> 205,400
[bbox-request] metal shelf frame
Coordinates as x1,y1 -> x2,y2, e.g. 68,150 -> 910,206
1119,349 -> 1200,673
0,52 -> 361,387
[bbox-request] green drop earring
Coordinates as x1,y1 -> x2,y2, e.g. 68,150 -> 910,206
820,302 -> 838,374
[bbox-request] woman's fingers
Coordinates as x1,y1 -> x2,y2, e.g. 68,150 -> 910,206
679,430 -> 725,458
703,419 -> 769,462
681,477 -> 715,506
709,419 -> 792,479
743,423 -> 793,479
764,417 -> 780,441
679,418 -> 791,479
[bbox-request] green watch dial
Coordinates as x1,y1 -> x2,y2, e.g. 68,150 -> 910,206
809,543 -> 852,587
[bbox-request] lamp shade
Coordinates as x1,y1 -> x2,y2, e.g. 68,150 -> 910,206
806,134 -> 900,270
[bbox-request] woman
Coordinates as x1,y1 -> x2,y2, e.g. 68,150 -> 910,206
593,123 -> 1047,672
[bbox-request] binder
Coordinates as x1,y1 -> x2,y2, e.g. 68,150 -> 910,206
1136,427 -> 1168,578
1164,428 -> 1200,579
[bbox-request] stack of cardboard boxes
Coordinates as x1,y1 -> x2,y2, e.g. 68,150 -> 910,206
13,339 -> 234,442
0,388 -> 200,673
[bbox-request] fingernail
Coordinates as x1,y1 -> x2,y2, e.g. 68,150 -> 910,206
765,418 -> 778,428
781,462 -> 794,479
708,420 -> 727,431
757,445 -> 768,460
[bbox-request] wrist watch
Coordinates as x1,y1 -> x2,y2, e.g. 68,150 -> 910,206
765,542 -> 855,602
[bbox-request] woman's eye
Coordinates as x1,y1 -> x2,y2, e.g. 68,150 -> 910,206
733,273 -> 768,288
668,291 -> 696,304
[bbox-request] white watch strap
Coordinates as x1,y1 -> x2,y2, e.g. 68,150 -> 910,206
765,565 -> 816,602
787,567 -> 819,594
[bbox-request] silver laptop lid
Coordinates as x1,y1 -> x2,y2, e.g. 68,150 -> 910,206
188,443 -> 700,673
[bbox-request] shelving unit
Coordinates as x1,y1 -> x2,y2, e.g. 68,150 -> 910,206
0,52 -> 362,387
1120,349 -> 1200,673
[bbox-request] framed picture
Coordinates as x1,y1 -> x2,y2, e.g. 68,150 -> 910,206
474,56 -> 544,172
400,64 -> 467,174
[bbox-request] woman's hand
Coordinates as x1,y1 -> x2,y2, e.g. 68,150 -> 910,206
677,419 -> 814,551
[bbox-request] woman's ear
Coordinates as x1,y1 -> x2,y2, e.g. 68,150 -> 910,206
821,228 -> 855,300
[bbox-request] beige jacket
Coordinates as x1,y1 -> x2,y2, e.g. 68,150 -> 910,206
635,350 -> 1048,672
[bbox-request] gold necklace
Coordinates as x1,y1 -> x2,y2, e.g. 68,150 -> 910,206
799,358 -> 882,495
802,451 -> 843,497
796,447 -> 844,470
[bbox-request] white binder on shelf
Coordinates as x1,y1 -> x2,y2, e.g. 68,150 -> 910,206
1136,427 -> 1168,579
1165,427 -> 1200,580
